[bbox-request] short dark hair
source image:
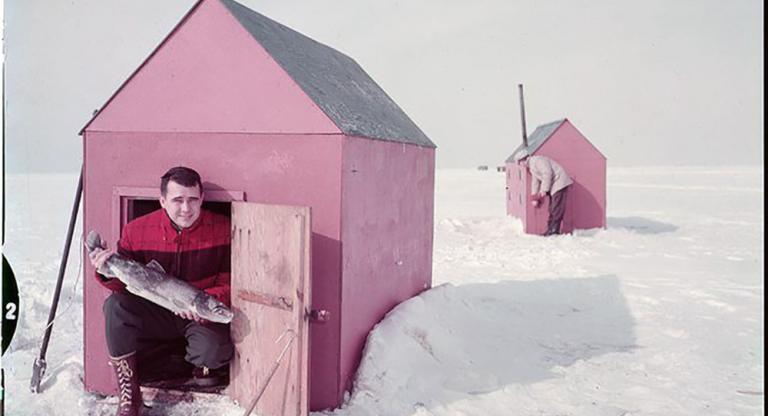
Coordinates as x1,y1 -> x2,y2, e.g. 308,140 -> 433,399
160,166 -> 203,195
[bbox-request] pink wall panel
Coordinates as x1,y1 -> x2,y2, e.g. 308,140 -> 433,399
506,162 -> 527,220
83,132 -> 343,409
87,0 -> 339,135
339,137 -> 435,393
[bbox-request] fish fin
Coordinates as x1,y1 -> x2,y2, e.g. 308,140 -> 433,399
145,259 -> 166,273
125,285 -> 142,297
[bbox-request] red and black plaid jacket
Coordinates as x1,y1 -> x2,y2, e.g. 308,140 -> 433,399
95,209 -> 231,306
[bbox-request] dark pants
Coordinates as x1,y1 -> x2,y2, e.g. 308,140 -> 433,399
103,293 -> 233,370
546,186 -> 569,235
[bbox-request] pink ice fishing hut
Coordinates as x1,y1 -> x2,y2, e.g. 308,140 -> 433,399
79,0 -> 436,412
505,118 -> 606,235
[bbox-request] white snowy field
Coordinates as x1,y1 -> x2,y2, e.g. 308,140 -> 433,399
1,166 -> 764,415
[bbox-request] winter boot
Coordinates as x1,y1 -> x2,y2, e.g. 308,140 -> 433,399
543,223 -> 561,236
109,352 -> 143,416
192,365 -> 229,387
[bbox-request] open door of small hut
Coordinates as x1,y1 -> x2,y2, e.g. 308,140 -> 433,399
230,202 -> 311,416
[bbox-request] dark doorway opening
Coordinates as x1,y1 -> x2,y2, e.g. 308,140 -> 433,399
124,198 -> 233,393
128,200 -> 232,222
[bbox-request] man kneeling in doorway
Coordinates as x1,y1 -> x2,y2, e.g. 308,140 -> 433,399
89,166 -> 233,416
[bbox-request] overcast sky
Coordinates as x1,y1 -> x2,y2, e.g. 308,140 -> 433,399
3,0 -> 764,173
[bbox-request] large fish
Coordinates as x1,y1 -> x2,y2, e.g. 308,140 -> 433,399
85,230 -> 234,324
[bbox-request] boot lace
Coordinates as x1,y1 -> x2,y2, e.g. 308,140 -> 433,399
110,359 -> 134,408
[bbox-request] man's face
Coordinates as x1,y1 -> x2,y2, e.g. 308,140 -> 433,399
159,180 -> 203,229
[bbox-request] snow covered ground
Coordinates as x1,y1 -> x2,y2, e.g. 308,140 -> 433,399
2,166 -> 763,415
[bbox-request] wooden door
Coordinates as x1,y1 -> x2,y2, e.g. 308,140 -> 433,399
230,202 -> 311,416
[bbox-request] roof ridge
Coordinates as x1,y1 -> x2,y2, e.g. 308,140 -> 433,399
505,118 -> 567,162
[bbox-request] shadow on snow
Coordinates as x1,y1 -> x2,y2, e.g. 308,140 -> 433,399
607,216 -> 678,234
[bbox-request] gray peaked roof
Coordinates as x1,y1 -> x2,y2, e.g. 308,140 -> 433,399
220,0 -> 435,148
505,119 -> 566,162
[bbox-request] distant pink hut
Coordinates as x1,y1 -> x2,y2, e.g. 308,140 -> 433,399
505,119 -> 606,235
79,0 -> 435,411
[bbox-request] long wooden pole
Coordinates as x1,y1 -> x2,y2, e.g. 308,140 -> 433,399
30,166 -> 83,393
242,330 -> 297,416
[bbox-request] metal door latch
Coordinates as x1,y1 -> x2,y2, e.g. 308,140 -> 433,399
306,309 -> 330,322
